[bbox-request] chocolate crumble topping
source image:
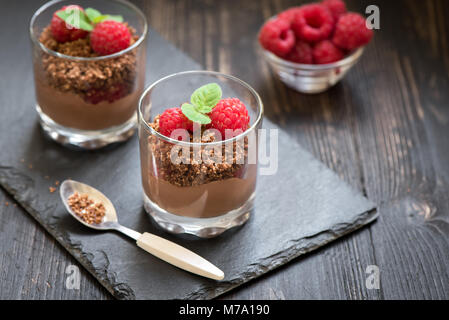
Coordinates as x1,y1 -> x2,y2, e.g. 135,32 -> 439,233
146,116 -> 250,187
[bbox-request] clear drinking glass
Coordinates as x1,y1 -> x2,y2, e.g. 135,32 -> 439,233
138,71 -> 264,238
30,0 -> 148,149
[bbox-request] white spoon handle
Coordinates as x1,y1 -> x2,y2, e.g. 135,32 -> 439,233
136,232 -> 224,280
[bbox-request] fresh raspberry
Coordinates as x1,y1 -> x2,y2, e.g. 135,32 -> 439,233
322,0 -> 347,21
332,13 -> 373,50
159,108 -> 193,139
277,6 -> 303,24
90,20 -> 131,55
312,40 -> 344,64
209,98 -> 250,138
291,4 -> 334,43
84,83 -> 127,104
50,5 -> 89,43
259,17 -> 295,58
286,40 -> 313,64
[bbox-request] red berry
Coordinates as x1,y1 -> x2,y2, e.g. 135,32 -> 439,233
286,40 -> 313,64
277,6 -> 303,24
50,5 -> 88,43
332,13 -> 373,50
259,17 -> 295,58
322,0 -> 347,21
84,83 -> 127,104
313,40 -> 344,64
209,98 -> 250,138
159,108 -> 193,139
90,21 -> 131,55
291,4 -> 334,43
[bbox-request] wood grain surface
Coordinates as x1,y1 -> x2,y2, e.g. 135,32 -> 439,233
1,0 -> 448,299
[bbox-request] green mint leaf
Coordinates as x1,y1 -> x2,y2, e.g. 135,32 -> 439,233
56,8 -> 93,31
103,15 -> 124,23
57,7 -> 123,30
85,8 -> 102,22
77,19 -> 93,31
92,14 -> 124,24
92,14 -> 110,23
195,105 -> 214,113
56,11 -> 69,21
181,103 -> 211,124
191,83 -> 222,110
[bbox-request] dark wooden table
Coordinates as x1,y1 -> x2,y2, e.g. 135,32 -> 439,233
1,0 -> 448,299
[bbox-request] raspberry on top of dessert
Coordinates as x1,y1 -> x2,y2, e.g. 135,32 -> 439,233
49,5 -> 132,55
51,5 -> 89,42
90,20 -> 132,55
156,83 -> 250,141
259,0 -> 373,64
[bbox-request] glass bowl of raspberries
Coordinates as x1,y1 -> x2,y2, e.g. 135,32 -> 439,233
138,71 -> 263,238
258,0 -> 373,94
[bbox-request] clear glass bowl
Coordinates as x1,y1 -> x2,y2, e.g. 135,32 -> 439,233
30,0 -> 148,149
260,45 -> 364,94
138,71 -> 263,238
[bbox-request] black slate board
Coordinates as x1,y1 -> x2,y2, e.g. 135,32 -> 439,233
0,2 -> 377,300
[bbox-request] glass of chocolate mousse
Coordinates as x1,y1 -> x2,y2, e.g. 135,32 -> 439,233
138,71 -> 264,238
30,0 -> 148,149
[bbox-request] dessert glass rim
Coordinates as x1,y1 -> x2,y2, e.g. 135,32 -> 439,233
261,44 -> 364,70
29,0 -> 148,62
258,15 -> 364,70
138,70 -> 264,147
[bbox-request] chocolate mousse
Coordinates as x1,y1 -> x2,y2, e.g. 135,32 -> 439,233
35,23 -> 144,131
140,116 -> 257,218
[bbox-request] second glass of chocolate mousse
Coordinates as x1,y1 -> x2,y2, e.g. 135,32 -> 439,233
138,71 -> 263,238
30,0 -> 148,149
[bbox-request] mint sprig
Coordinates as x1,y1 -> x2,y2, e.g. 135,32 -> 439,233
181,83 -> 222,124
56,7 -> 123,32
181,104 -> 212,124
85,8 -> 101,22
56,8 -> 92,31
85,8 -> 124,23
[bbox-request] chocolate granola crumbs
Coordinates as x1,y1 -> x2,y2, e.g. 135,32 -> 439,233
67,192 -> 106,225
147,116 -> 250,187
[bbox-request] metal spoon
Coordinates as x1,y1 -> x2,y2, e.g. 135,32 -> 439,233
60,179 -> 224,281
